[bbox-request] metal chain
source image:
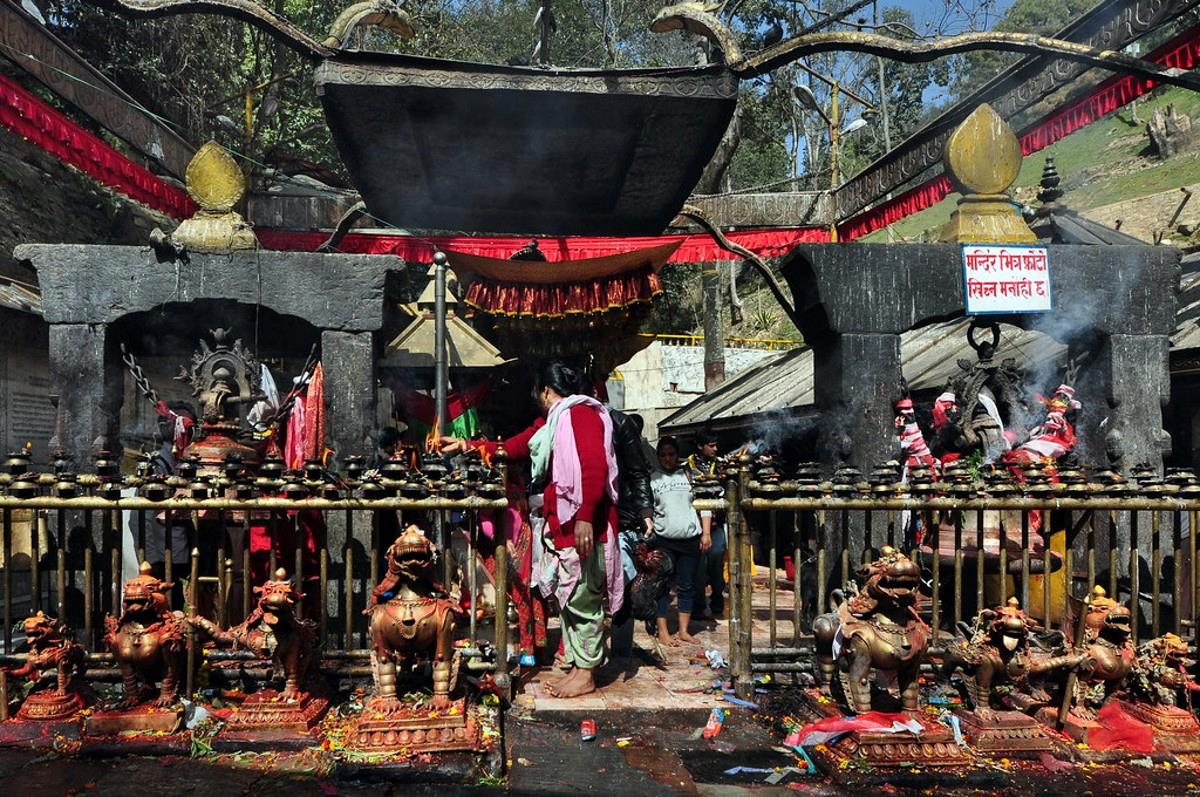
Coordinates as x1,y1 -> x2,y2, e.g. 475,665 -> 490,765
120,343 -> 160,406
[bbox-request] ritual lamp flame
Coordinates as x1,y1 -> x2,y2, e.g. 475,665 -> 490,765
424,416 -> 441,454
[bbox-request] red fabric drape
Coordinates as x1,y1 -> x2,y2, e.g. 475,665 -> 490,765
0,73 -> 195,219
302,363 -> 325,463
394,380 -> 491,427
464,268 -> 661,317
255,227 -> 830,263
838,23 -> 1200,241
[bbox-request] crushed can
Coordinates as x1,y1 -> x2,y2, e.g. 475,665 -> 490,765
702,707 -> 725,739
580,718 -> 597,741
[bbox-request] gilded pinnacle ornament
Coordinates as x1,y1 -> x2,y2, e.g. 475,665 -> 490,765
171,141 -> 257,252
939,104 -> 1037,244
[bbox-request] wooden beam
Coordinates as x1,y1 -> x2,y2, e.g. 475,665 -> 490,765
0,0 -> 192,176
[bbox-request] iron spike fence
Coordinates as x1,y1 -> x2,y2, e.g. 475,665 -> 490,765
698,465 -> 1200,699
0,477 -> 512,719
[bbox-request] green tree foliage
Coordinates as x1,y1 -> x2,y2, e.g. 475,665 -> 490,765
954,0 -> 1095,99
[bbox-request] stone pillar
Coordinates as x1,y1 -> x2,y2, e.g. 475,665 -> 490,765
48,323 -> 120,468
812,332 -> 903,564
320,329 -> 377,640
701,263 -> 725,391
321,330 -> 377,469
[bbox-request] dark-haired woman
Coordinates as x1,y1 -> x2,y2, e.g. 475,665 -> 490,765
443,362 -> 622,699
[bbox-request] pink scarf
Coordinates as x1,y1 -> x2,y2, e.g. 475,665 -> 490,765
546,396 -> 624,614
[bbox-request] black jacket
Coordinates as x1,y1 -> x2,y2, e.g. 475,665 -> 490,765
609,407 -> 654,532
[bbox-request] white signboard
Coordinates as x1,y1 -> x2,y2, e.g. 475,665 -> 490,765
962,244 -> 1052,315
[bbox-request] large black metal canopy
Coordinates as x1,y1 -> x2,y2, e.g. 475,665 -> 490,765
315,55 -> 738,236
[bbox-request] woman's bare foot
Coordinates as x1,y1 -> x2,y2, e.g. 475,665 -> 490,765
544,665 -> 575,691
544,667 -> 596,698
678,631 -> 703,645
657,630 -> 682,647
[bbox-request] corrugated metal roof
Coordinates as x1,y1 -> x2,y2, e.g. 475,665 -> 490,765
660,319 -> 1067,433
0,278 -> 41,315
1171,253 -> 1200,351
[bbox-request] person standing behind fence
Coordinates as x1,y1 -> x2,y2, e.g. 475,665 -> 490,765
651,437 -> 711,647
687,429 -> 725,621
441,361 -> 622,698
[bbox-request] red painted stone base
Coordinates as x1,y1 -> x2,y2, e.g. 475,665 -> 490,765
347,698 -> 481,755
84,704 -> 182,736
0,717 -> 80,746
16,689 -> 87,722
221,690 -> 329,738
1119,700 -> 1200,756
801,691 -> 971,768
955,709 -> 1065,757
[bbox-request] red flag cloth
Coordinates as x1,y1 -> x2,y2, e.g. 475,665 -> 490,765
1087,702 -> 1155,753
789,711 -> 924,747
303,363 -> 325,464
394,380 -> 491,427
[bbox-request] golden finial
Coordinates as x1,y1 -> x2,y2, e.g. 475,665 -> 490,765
1092,585 -> 1107,598
139,561 -> 153,576
171,141 -> 257,253
273,567 -> 288,581
1007,596 -> 1019,608
939,104 -> 1037,244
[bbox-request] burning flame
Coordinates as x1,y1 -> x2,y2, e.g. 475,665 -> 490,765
321,447 -> 333,468
424,416 -> 441,454
478,445 -> 493,469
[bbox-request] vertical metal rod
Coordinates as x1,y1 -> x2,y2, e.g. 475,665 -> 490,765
863,510 -> 873,564
1130,511 -> 1140,649
221,558 -> 233,628
242,547 -> 251,619
1087,513 -> 1096,589
1041,516 -> 1051,629
728,495 -> 741,667
56,549 -> 66,620
216,541 -> 227,625
792,511 -> 802,647
931,547 -> 941,634
110,546 -> 120,620
32,511 -> 43,612
494,512 -> 510,692
997,514 -> 1007,608
953,510 -> 963,628
344,545 -> 354,650
268,512 -> 277,576
975,509 -> 985,614
56,508 -> 66,610
736,469 -> 754,697
294,539 -> 304,616
886,510 -> 895,550
815,510 -> 827,619
2,509 -> 9,653
1108,510 -> 1118,596
1173,510 -> 1182,636
0,670 -> 7,721
186,546 -> 199,698
319,548 -> 329,649
468,511 -> 478,646
433,250 -> 449,438
1062,513 -> 1073,633
1021,511 -> 1031,610
137,509 -> 147,564
83,547 -> 94,648
1189,510 -> 1198,643
768,511 -> 777,649
1152,510 -> 1162,638
840,509 -> 849,586
164,510 -> 174,593
109,509 -> 120,616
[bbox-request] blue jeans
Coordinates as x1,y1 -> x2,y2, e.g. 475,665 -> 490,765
656,538 -> 701,617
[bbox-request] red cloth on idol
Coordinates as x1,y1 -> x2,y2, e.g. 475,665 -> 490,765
481,405 -> 616,551
303,363 -> 325,463
1087,702 -> 1155,753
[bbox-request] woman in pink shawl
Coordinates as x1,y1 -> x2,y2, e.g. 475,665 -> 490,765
444,361 -> 621,699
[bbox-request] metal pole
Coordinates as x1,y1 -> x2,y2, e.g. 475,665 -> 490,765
829,82 -> 841,242
433,250 -> 449,439
873,0 -> 891,153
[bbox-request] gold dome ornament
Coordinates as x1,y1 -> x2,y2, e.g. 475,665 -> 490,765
938,104 -> 1037,244
171,141 -> 258,253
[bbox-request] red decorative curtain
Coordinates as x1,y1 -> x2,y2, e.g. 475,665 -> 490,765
0,73 -> 195,219
394,381 -> 491,427
255,227 -> 830,263
464,267 -> 662,317
837,23 -> 1200,241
